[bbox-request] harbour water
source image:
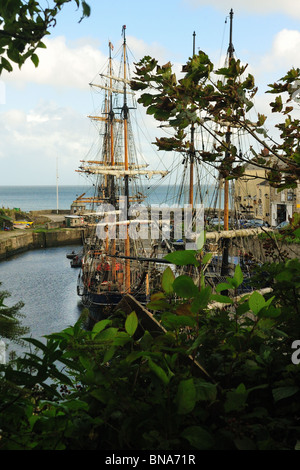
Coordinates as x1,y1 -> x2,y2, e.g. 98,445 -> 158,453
0,244 -> 83,358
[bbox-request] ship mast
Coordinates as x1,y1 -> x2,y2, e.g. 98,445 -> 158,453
221,8 -> 234,277
223,8 -> 234,231
122,25 -> 131,293
109,41 -> 116,204
189,31 -> 196,208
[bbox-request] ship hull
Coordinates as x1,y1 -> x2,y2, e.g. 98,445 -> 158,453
80,288 -> 147,307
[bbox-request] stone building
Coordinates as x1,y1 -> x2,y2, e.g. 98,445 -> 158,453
234,163 -> 270,222
269,185 -> 299,227
234,161 -> 300,227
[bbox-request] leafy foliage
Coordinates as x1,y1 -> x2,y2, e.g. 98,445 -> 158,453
131,54 -> 300,189
0,282 -> 28,346
0,240 -> 299,450
0,0 -> 91,74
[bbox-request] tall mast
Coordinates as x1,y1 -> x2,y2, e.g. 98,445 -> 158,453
109,41 -> 115,168
109,40 -> 117,280
122,25 -> 131,293
189,31 -> 196,208
221,8 -> 234,278
223,8 -> 234,232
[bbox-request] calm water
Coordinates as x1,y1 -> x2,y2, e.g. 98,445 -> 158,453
0,184 -> 226,213
0,186 -> 88,212
0,245 -> 83,358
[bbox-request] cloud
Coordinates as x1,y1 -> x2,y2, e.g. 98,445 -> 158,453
0,101 -> 91,184
246,29 -> 300,88
184,0 -> 300,19
264,29 -> 300,72
2,35 -> 170,90
126,36 -> 170,65
3,36 -> 107,90
0,33 -> 174,185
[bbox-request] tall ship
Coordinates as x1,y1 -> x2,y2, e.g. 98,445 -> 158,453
75,15 -> 261,311
76,26 -> 169,309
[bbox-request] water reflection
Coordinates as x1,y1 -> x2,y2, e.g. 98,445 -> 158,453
0,245 -> 84,357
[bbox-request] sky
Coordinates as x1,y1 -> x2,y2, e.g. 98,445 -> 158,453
1,0 -> 300,186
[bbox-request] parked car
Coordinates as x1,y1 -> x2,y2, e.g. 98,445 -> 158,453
275,220 -> 289,230
244,219 -> 270,228
207,217 -> 224,226
235,219 -> 248,228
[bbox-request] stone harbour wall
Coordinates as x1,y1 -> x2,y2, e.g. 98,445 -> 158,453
0,228 -> 84,261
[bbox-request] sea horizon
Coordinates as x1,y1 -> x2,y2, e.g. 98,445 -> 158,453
0,183 -> 229,213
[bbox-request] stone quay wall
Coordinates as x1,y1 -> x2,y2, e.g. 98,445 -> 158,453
0,228 -> 84,261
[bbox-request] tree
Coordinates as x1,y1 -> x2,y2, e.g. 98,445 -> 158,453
0,0 -> 91,74
0,282 -> 28,347
131,53 -> 300,190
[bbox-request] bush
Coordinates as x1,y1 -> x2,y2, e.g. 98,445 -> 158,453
0,245 -> 299,450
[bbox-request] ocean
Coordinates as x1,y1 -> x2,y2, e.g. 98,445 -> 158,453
0,183 -> 228,213
0,185 -> 88,212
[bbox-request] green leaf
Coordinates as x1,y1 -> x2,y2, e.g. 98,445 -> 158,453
82,1 -> 91,17
1,57 -> 13,72
181,426 -> 214,450
215,282 -> 233,293
201,252 -> 212,264
113,331 -> 132,346
37,41 -> 47,49
225,383 -> 248,413
272,386 -> 299,403
147,299 -> 170,311
96,327 -> 118,342
31,53 -> 39,68
61,400 -> 89,411
7,48 -> 20,64
294,228 -> 300,238
49,367 -> 73,386
23,337 -> 48,352
164,250 -> 199,266
125,311 -> 138,337
176,378 -> 196,414
210,294 -> 233,304
264,295 -> 275,308
232,264 -> 243,288
102,347 -> 116,364
259,305 -> 281,318
173,275 -> 198,298
92,319 -> 111,337
139,330 -> 153,350
148,359 -> 169,385
195,379 -> 217,402
191,286 -> 212,312
161,266 -> 175,294
249,291 -> 266,315
275,270 -> 293,282
161,312 -> 196,330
